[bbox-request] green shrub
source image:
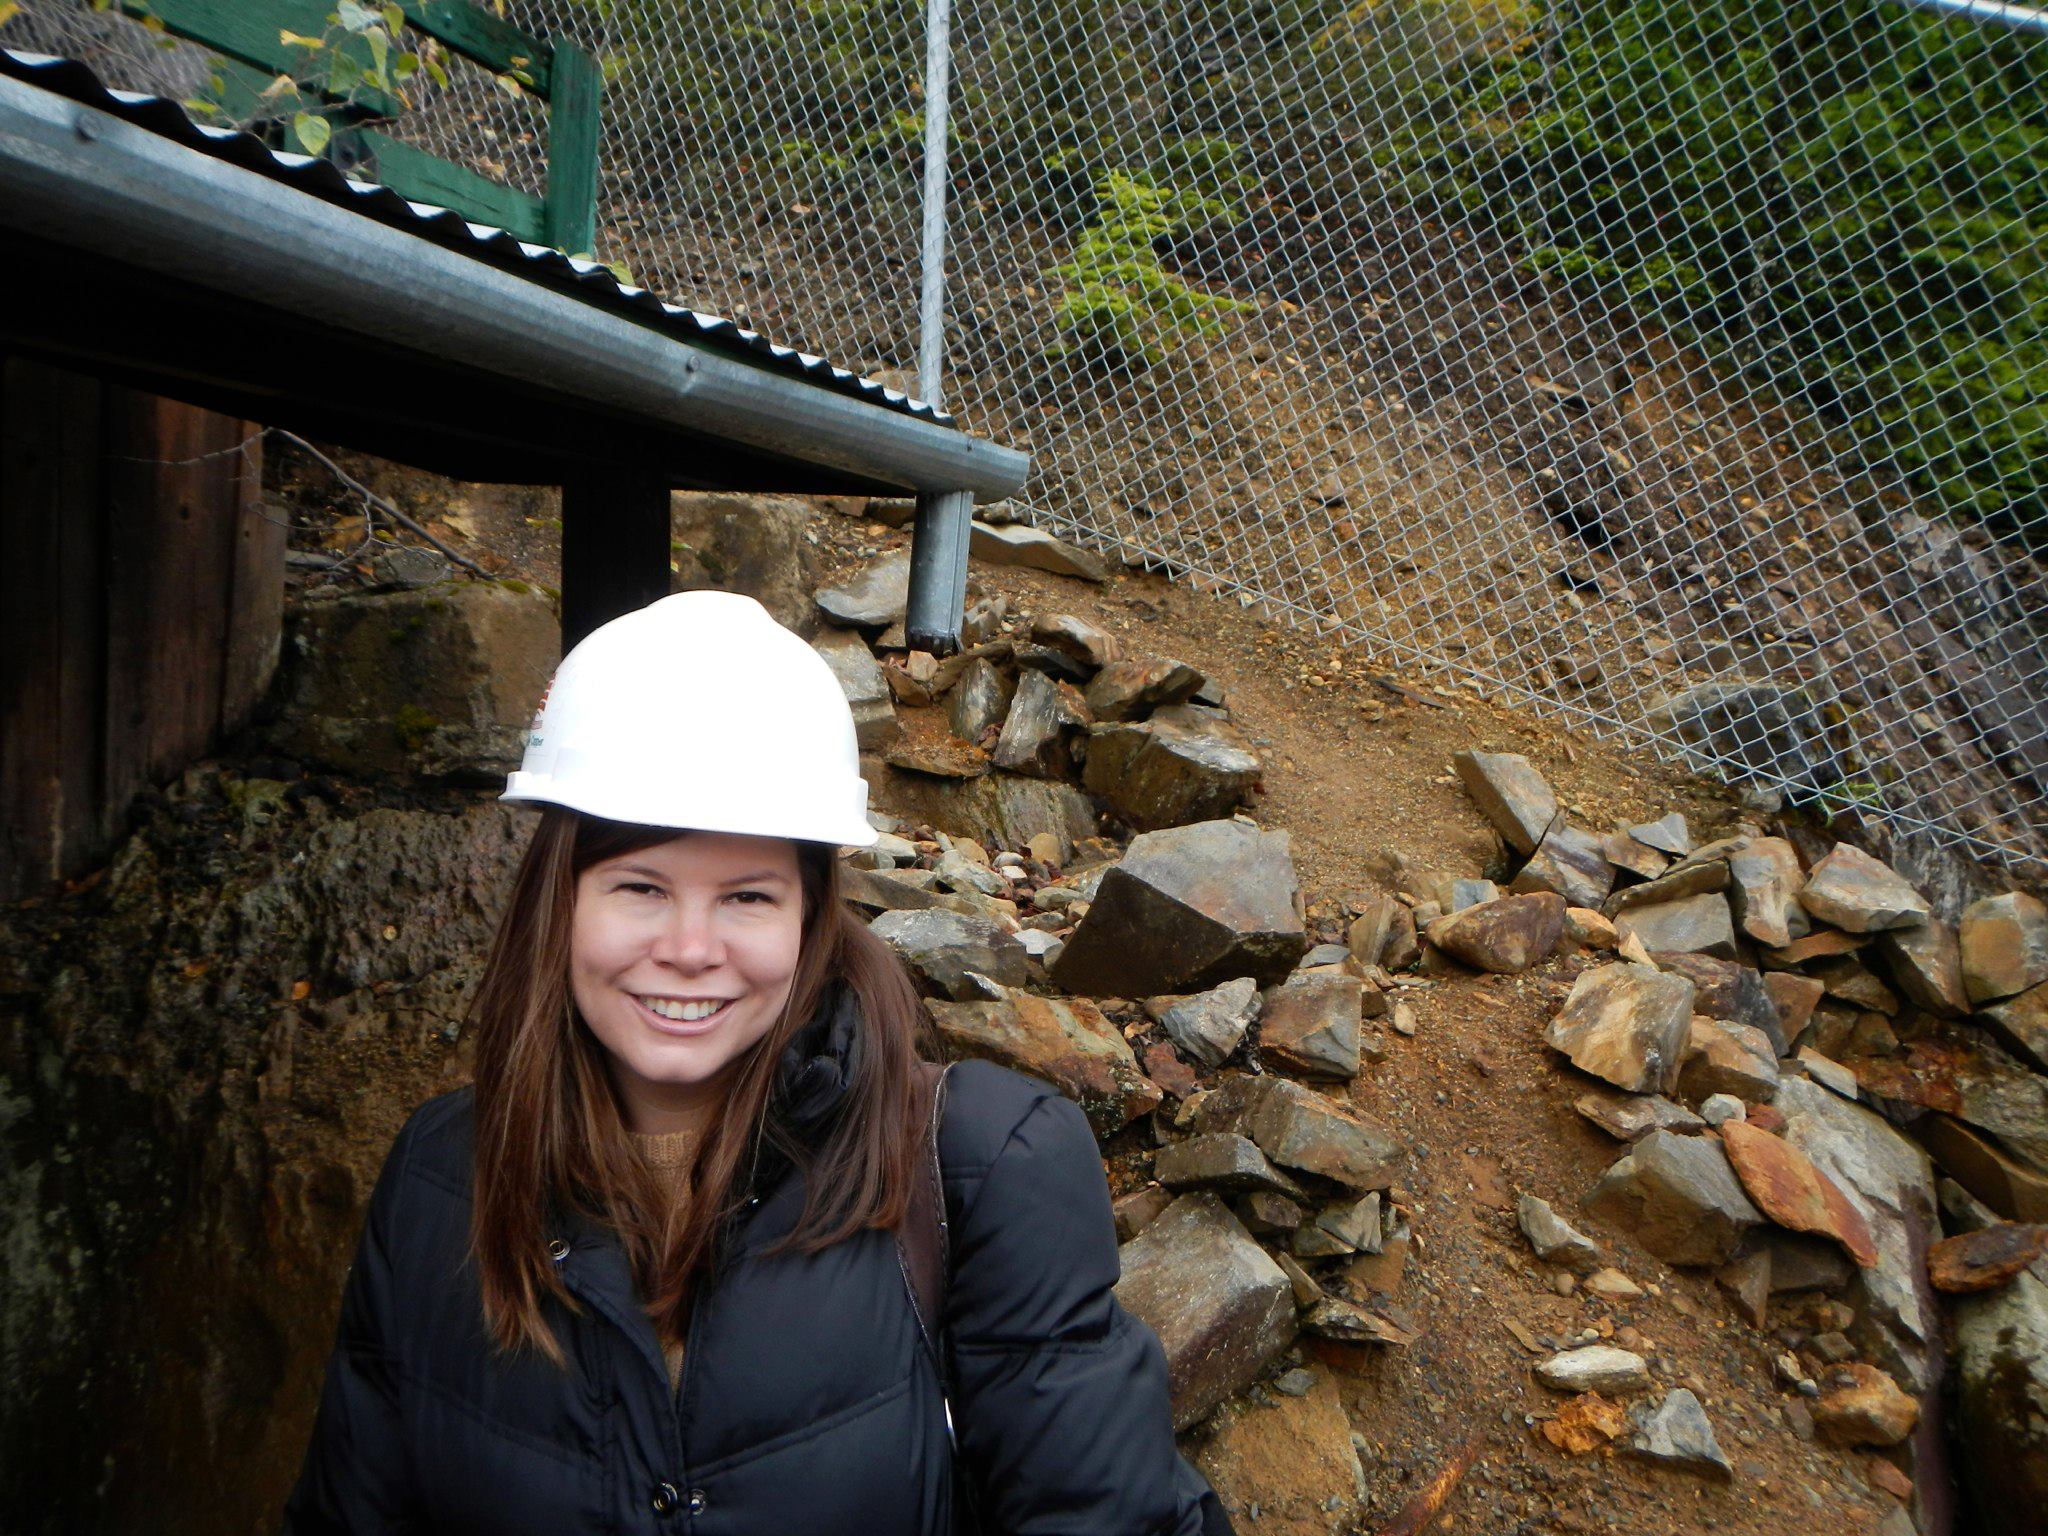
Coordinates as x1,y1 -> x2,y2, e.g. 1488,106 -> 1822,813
1047,169 -> 1251,367
1382,0 -> 2048,539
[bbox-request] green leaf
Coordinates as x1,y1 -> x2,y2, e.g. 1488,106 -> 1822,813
424,56 -> 448,88
382,2 -> 404,33
394,50 -> 418,79
336,0 -> 378,32
291,112 -> 332,154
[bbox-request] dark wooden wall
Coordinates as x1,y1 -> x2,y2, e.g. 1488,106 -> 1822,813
1,354 -> 285,900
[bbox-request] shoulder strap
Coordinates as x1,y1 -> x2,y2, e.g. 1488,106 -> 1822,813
898,1060 -> 953,1364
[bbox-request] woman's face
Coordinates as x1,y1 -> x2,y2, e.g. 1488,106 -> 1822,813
570,830 -> 805,1133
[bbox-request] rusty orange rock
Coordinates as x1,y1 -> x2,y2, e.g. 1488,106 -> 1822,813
1719,1119 -> 1878,1267
1927,1223 -> 2048,1294
1540,1393 -> 1628,1455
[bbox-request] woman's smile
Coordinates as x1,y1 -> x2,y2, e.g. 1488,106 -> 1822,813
631,994 -> 735,1032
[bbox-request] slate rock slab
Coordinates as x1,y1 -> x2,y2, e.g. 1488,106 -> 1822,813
1146,977 -> 1262,1069
1084,657 -> 1205,722
1584,1129 -> 1763,1267
1629,813 -> 1692,857
1982,984 -> 2048,1076
1720,1118 -> 1878,1267
948,655 -> 1013,743
1511,824 -> 1616,910
993,669 -> 1089,778
1813,1363 -> 1918,1446
869,908 -> 1028,999
812,626 -> 900,750
815,549 -> 911,629
1052,820 -> 1307,996
1615,892 -> 1737,959
1727,837 -> 1810,948
927,991 -> 1161,1133
1678,1017 -> 1782,1104
1425,892 -> 1566,974
1574,1091 -> 1706,1142
1518,1194 -> 1604,1273
970,521 -> 1111,581
1799,845 -> 1931,933
1452,750 -> 1559,855
1877,918 -> 1970,1018
1626,1389 -> 1733,1481
1189,1074 -> 1403,1191
1547,963 -> 1697,1094
1536,1345 -> 1650,1395
1156,1134 -> 1309,1199
1929,1223 -> 2048,1293
1258,972 -> 1364,1080
1114,1193 -> 1297,1430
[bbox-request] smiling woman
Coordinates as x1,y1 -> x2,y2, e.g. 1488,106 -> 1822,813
282,591 -> 1230,1536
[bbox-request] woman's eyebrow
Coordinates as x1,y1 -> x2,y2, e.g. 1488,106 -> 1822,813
719,870 -> 793,887
607,862 -> 670,881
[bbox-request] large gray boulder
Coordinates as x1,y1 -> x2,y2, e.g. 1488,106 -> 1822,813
269,582 -> 557,779
1082,714 -> 1262,831
1051,820 -> 1306,996
1583,1130 -> 1763,1267
669,491 -> 820,634
1546,963 -> 1696,1094
867,909 -> 1028,999
1115,1195 -> 1297,1429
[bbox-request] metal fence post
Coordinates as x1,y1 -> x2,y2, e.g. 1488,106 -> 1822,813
904,0 -> 973,656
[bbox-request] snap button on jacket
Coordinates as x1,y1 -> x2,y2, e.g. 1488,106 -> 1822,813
284,1031 -> 1220,1535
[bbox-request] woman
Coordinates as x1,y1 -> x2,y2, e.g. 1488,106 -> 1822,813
285,590 -> 1227,1534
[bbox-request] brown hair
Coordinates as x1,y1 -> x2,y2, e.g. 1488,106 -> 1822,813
468,806 -> 924,1362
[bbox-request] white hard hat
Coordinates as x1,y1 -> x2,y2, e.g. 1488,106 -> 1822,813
503,591 -> 878,847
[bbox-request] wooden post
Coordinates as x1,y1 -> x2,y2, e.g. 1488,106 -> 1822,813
560,469 -> 671,649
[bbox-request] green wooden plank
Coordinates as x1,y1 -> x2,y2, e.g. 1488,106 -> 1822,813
119,0 -> 400,117
541,38 -> 600,255
396,1 -> 551,91
360,127 -> 547,240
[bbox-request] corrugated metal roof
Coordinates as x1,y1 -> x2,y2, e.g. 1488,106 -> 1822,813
0,45 -> 951,426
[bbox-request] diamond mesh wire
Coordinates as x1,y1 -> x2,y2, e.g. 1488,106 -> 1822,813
9,0 -> 2046,875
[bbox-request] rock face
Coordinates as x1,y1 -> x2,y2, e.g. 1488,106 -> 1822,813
1626,1390 -> 1732,1481
1452,751 -> 1559,855
1546,964 -> 1696,1094
1190,1075 -> 1404,1191
1114,1194 -> 1297,1430
812,627 -> 900,750
1960,892 -> 2048,1005
1425,893 -> 1565,974
1052,820 -> 1307,997
814,549 -> 911,630
1147,978 -> 1261,1069
1191,1368 -> 1362,1536
668,491 -> 820,634
926,993 -> 1160,1133
1583,1130 -> 1763,1267
1952,1266 -> 2048,1526
1798,845 -> 1931,933
1082,715 -> 1262,830
1257,972 -> 1363,1080
269,583 -> 558,778
867,909 -> 1028,1000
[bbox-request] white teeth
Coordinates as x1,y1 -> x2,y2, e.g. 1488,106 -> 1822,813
642,997 -> 724,1022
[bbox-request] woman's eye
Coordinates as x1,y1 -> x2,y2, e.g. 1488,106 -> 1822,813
727,890 -> 773,905
617,882 -> 664,897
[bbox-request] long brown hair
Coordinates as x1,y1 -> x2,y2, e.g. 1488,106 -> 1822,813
468,806 -> 924,1363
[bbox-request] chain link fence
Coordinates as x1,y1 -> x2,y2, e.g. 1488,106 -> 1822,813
10,0 -> 2047,875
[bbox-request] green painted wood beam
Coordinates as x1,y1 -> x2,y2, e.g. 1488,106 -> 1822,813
360,128 -> 546,240
395,0 -> 551,91
541,37 -> 599,256
118,0 -> 400,118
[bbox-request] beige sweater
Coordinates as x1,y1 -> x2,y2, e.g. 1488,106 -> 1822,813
630,1125 -> 704,1392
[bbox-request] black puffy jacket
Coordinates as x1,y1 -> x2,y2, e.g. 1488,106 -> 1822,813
284,995 -> 1224,1534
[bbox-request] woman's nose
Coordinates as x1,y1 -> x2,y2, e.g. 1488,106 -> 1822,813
649,905 -> 724,970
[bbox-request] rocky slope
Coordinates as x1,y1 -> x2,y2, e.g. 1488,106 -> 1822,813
3,474 -> 2043,1536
